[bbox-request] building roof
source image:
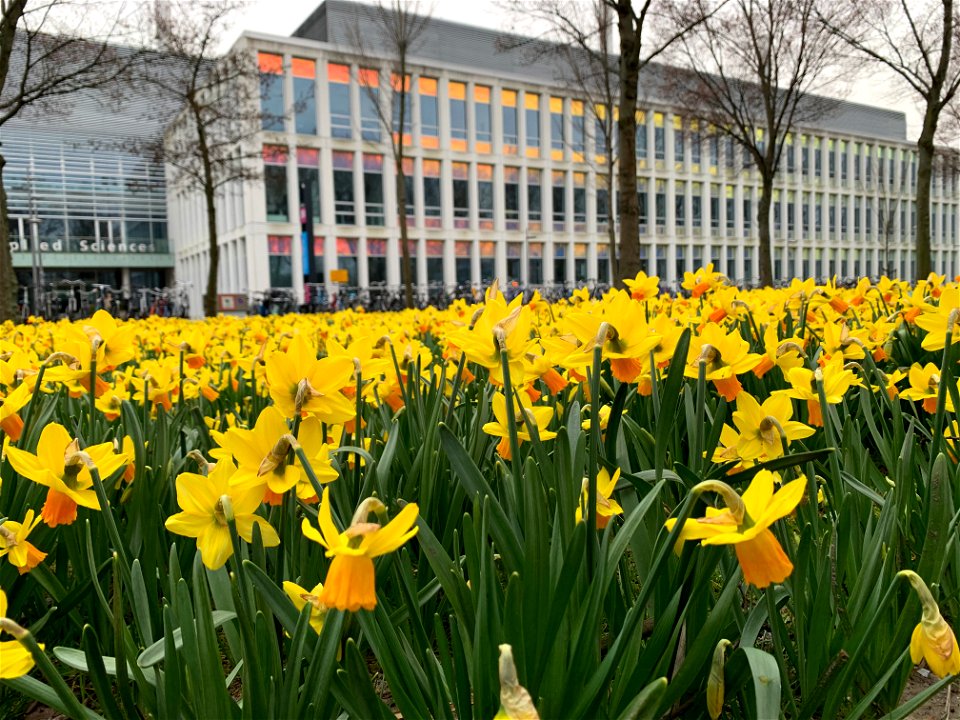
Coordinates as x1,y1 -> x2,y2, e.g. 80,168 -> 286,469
292,0 -> 907,142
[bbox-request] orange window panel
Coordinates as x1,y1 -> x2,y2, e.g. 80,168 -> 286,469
451,139 -> 467,152
297,147 -> 319,166
571,100 -> 584,116
359,68 -> 379,87
419,77 -> 437,95
525,147 -> 540,159
524,93 -> 539,110
504,167 -> 519,183
452,162 -> 469,179
502,89 -> 517,107
549,96 -> 563,113
475,85 -> 491,103
258,52 -> 283,74
262,145 -> 288,164
574,172 -> 585,187
476,142 -> 491,154
423,160 -> 441,177
455,240 -> 472,257
477,164 -> 493,181
422,136 -> 440,149
449,81 -> 466,100
292,58 -> 315,79
391,73 -> 410,92
328,62 -> 349,83
479,240 -> 496,256
402,157 -> 415,174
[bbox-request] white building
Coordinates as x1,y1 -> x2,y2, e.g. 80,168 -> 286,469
167,0 -> 960,313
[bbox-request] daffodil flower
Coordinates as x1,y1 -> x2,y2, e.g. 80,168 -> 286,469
301,487 -> 418,612
576,467 -> 623,529
0,510 -> 47,574
0,589 -> 38,679
732,392 -> 814,461
282,580 -> 327,634
265,334 -> 355,423
5,424 -> 127,527
482,392 -> 557,460
164,459 -> 280,570
900,570 -> 960,678
665,470 -> 805,588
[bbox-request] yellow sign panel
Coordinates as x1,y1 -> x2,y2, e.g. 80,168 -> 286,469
330,269 -> 349,283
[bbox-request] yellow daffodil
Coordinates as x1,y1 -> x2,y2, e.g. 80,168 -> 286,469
778,357 -> 861,427
900,570 -> 960,678
482,392 -> 557,460
665,470 -> 805,588
282,580 -> 327,634
0,589 -> 39,679
900,363 -> 944,414
83,310 -> 136,371
301,487 -> 419,612
164,459 -> 280,570
686,324 -> 762,401
0,382 -> 31,441
623,271 -> 660,301
265,334 -> 355,423
0,510 -> 46,574
576,467 -> 623,528
732,392 -> 814,461
683,263 -> 724,298
5,424 -> 127,527
914,287 -> 959,351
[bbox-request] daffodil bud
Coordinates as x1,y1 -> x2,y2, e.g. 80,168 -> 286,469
691,480 -> 747,526
496,644 -> 539,720
707,639 -> 732,720
899,570 -> 960,678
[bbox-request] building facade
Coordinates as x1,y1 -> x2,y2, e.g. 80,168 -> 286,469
168,0 -> 960,313
5,86 -> 175,297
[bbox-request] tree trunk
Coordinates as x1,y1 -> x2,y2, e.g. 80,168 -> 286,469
203,181 -> 218,317
606,153 -> 618,282
0,155 -> 18,321
396,164 -> 414,309
616,0 -> 640,286
915,114 -> 936,280
757,171 -> 774,286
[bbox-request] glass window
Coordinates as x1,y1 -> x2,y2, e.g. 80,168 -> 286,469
573,172 -> 586,229
368,238 -> 387,284
828,139 -> 836,178
337,237 -> 358,286
528,242 -> 543,284
553,170 -> 566,231
691,121 -> 701,166
456,241 -> 472,284
572,101 -> 585,159
815,193 -> 823,233
427,240 -> 444,284
525,93 -> 540,158
480,240 -> 496,281
676,182 -> 686,229
725,185 -> 735,235
528,169 -> 542,228
786,134 -> 795,174
673,116 -> 685,167
636,110 -> 648,161
363,153 -> 384,226
478,163 -> 494,230
502,89 -> 518,152
638,179 -> 649,233
450,81 -> 467,151
328,63 -> 351,139
814,137 -> 822,178
802,192 -> 810,234
710,184 -> 721,230
710,135 -> 719,168
391,73 -> 411,145
505,166 -> 520,230
506,242 -> 522,282
297,147 -> 320,226
801,134 -> 810,177
268,235 -> 292,287
597,177 -> 610,227
554,243 -> 567,283
259,53 -> 284,131
423,160 -> 441,227
655,180 -> 666,230
359,68 -> 380,142
401,157 -> 415,222
292,58 -> 316,135
692,182 -> 702,229
420,77 -> 439,148
550,96 -> 564,160
263,145 -> 288,222
453,161 -> 469,228
475,85 -> 492,153
332,151 -> 354,225
654,112 -> 665,161
743,196 -> 752,234
840,141 -> 848,180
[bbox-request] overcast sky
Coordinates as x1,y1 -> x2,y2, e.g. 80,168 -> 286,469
230,0 -> 930,140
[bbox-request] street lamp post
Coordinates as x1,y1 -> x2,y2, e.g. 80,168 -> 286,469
28,211 -> 42,314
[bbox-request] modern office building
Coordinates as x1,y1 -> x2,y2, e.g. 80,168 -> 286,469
167,0 -> 960,313
4,67 -> 174,296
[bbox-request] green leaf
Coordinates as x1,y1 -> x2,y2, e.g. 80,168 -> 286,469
615,677 -> 668,720
1,676 -> 104,720
137,610 -> 237,667
739,647 -> 782,719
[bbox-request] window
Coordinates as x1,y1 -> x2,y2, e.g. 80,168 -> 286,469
841,198 -> 848,237
423,160 -> 441,227
675,181 -> 686,230
802,192 -> 809,234
505,167 -> 520,230
814,137 -> 822,178
598,244 -> 610,283
337,237 -> 358,286
554,243 -> 567,283
297,147 -> 320,226
801,134 -> 810,177
726,137 -> 736,170
773,189 -> 782,232
829,195 -> 837,234
710,184 -> 720,230
673,116 -> 685,168
854,196 -> 862,236
478,164 -> 494,230
550,96 -> 564,161
506,242 -> 522,282
710,135 -> 719,169
475,85 -> 492,153
575,243 -> 588,281
675,244 -> 685,280
263,145 -> 288,222
502,89 -> 518,153
656,245 -> 667,279
453,161 -> 469,228
259,53 -> 284,131
368,239 -> 387,284
865,144 -> 873,184
525,93 -> 541,158
528,169 -> 542,230
328,63 -> 351,139
573,172 -> 586,230
450,81 -> 468,151
815,193 -> 823,235
333,151 -> 354,225
787,191 -> 796,235
420,77 -> 439,148
691,121 -> 701,167
528,242 -> 543,284
866,198 -> 873,237
363,154 -> 384,226
359,68 -> 380,141
744,246 -> 753,280
597,176 -> 610,228
391,73 -> 411,146
726,246 -> 736,279
401,157 -> 415,222
292,58 -> 316,134
853,143 -> 861,182
456,241 -> 472,283
427,240 -> 444,283
480,240 -> 496,281
743,196 -> 751,235
639,179 -> 649,233
786,134 -> 795,174
692,182 -> 702,229
553,170 -> 566,231
655,180 -> 667,232
654,112 -> 665,161
636,110 -> 648,162
571,101 -> 585,160
840,141 -> 848,181
268,235 -> 292,287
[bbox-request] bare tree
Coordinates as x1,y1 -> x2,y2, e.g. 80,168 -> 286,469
823,0 -> 960,280
498,0 -> 621,281
670,0 -> 849,287
610,0 -> 712,286
0,0 -> 137,321
133,0 -> 265,318
347,1 -> 432,310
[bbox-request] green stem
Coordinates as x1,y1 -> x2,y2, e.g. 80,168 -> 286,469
17,630 -> 94,719
586,344 -> 602,573
20,363 -> 48,440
